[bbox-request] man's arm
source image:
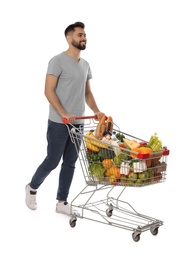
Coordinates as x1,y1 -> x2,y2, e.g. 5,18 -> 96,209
44,74 -> 76,122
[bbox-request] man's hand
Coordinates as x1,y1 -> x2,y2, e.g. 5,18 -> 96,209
94,112 -> 105,121
62,113 -> 76,124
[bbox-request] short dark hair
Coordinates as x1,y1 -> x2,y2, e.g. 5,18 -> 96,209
64,22 -> 85,37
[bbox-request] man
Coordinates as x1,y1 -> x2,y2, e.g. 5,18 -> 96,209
25,22 -> 102,216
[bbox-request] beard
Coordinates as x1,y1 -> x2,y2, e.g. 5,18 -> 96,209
72,39 -> 86,50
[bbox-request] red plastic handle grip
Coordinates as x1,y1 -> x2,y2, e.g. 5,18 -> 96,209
62,115 -> 97,124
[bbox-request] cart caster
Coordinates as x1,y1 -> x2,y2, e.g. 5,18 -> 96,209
132,231 -> 141,242
69,217 -> 77,228
150,226 -> 159,236
106,208 -> 113,217
106,204 -> 113,217
132,233 -> 141,242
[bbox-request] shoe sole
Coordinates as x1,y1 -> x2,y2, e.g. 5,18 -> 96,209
56,208 -> 80,217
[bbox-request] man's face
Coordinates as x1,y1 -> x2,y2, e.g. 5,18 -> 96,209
71,27 -> 87,50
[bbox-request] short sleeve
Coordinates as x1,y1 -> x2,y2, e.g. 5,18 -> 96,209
46,57 -> 62,77
87,65 -> 92,80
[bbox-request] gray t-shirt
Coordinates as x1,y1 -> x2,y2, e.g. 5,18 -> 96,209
46,51 -> 92,124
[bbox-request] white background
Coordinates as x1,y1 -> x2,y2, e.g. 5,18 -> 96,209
1,0 -> 187,259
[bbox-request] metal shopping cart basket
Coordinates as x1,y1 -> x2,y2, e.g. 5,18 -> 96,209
63,115 -> 170,242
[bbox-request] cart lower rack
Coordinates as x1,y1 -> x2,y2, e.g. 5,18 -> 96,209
69,184 -> 163,242
64,116 -> 169,242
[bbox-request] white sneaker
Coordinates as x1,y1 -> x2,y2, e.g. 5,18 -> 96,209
56,202 -> 80,216
25,184 -> 37,210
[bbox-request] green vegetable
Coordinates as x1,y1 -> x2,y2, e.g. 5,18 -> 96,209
88,162 -> 106,180
113,152 -> 129,166
98,148 -> 115,160
147,133 -> 162,152
115,133 -> 125,142
113,156 -> 121,166
86,152 -> 101,163
118,152 -> 130,161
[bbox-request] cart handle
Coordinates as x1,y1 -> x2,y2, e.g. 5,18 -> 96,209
62,115 -> 108,124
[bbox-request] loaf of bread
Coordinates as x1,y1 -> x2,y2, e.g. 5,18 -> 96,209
95,114 -> 113,140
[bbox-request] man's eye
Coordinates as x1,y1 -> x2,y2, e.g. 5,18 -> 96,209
78,34 -> 86,37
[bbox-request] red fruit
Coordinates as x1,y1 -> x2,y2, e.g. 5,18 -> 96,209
139,141 -> 147,146
154,172 -> 162,181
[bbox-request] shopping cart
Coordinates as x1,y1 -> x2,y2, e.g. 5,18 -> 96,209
63,116 -> 170,242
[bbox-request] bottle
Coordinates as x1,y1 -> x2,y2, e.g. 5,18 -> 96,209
111,131 -> 118,142
111,131 -> 121,155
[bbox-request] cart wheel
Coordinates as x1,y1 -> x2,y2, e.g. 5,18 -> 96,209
150,227 -> 159,236
69,218 -> 77,228
106,208 -> 113,217
132,232 -> 141,242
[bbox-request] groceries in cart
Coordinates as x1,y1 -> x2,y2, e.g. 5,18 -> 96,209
83,115 -> 169,187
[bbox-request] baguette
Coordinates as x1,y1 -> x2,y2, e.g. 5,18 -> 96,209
95,113 -> 106,139
95,115 -> 114,140
105,116 -> 113,134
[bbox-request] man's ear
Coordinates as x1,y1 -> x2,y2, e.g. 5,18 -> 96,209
66,35 -> 72,44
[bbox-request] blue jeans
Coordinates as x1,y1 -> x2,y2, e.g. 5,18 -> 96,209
30,120 -> 83,201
